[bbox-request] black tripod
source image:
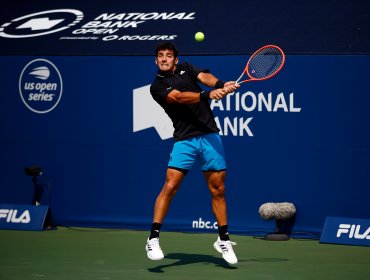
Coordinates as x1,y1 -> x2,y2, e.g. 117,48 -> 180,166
24,165 -> 43,205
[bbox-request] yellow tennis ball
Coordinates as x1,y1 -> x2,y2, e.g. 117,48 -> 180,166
195,32 -> 205,42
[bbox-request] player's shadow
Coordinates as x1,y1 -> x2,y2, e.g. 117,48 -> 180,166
148,253 -> 237,273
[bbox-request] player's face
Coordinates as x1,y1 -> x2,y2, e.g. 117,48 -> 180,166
155,49 -> 178,72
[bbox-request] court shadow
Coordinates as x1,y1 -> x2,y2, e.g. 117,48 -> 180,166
148,253 -> 237,273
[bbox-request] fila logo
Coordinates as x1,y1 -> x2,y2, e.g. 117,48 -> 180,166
0,209 -> 31,224
336,224 -> 370,240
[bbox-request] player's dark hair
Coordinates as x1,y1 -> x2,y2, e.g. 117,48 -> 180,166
155,42 -> 178,58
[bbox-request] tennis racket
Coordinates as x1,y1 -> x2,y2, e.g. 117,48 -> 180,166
235,45 -> 285,84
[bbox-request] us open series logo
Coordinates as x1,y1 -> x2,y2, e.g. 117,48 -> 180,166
19,59 -> 63,114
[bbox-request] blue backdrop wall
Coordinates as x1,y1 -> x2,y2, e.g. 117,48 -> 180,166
0,1 -> 369,235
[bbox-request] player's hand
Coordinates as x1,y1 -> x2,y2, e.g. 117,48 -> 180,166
209,89 -> 227,100
223,81 -> 240,94
209,81 -> 240,100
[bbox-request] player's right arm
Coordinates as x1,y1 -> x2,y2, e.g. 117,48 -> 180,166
166,89 -> 227,103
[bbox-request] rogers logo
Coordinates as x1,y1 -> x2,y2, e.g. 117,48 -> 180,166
0,9 -> 83,38
19,59 -> 63,114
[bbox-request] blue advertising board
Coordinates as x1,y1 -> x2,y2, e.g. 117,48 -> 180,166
0,0 -> 369,55
320,217 -> 370,247
0,54 -> 369,235
0,0 -> 369,235
0,204 -> 49,230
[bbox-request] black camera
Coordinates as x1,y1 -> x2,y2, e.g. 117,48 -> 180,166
24,165 -> 42,177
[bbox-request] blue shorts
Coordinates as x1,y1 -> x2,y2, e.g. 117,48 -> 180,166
168,133 -> 226,173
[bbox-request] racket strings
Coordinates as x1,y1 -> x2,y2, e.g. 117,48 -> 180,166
248,47 -> 284,79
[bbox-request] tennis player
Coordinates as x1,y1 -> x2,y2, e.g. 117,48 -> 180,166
146,42 -> 239,265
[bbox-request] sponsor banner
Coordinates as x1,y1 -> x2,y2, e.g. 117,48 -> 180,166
156,217 -> 218,233
0,1 -> 369,55
192,217 -> 218,231
0,204 -> 49,231
320,217 -> 370,247
133,85 -> 301,140
0,55 -> 369,234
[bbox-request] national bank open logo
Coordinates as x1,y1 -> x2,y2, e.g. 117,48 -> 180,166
19,59 -> 63,114
0,9 -> 83,38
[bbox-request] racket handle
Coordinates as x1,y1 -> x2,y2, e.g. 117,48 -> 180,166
235,71 -> 244,85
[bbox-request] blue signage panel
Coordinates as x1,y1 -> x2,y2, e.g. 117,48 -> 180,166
320,217 -> 370,247
0,55 -> 369,234
0,204 -> 49,231
0,0 -> 369,55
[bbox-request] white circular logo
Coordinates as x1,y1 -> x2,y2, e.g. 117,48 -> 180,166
0,9 -> 83,38
19,59 -> 63,114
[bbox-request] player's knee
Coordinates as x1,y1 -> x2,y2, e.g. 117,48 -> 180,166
210,184 -> 225,199
162,181 -> 179,197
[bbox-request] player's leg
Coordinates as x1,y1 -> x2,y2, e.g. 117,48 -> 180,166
153,168 -> 185,224
146,168 -> 185,261
200,133 -> 238,264
204,170 -> 228,228
151,138 -> 196,231
199,133 -> 229,232
204,170 -> 238,265
146,138 -> 196,261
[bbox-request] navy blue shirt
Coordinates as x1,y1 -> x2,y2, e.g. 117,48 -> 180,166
150,62 -> 219,141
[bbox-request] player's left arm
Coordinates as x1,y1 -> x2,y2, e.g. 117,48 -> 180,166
197,72 -> 219,88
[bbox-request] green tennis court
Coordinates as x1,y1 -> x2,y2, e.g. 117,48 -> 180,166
1,227 -> 369,280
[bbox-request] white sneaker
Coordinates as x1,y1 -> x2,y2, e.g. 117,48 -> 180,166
146,238 -> 164,260
213,237 -> 238,264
